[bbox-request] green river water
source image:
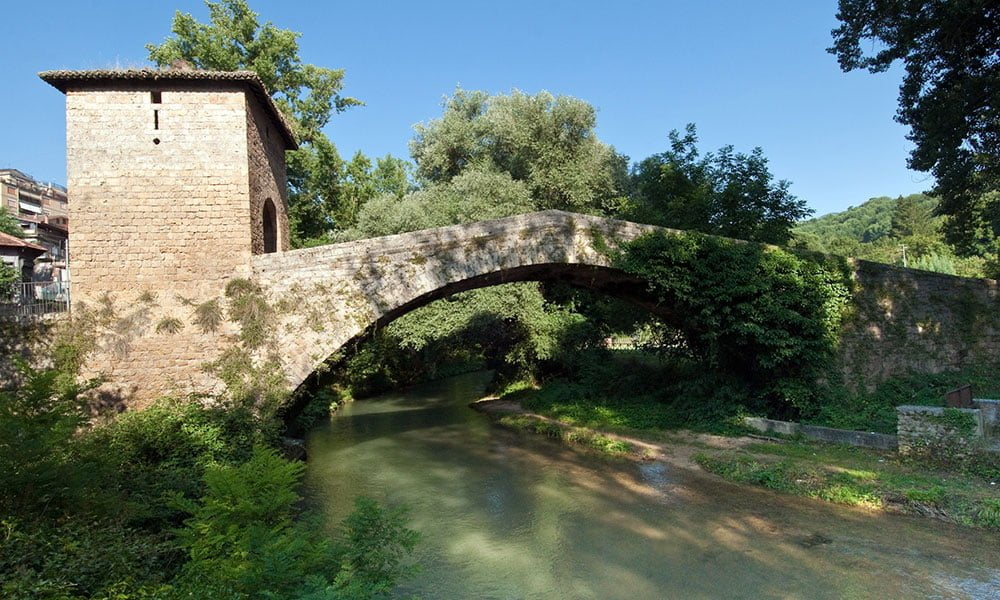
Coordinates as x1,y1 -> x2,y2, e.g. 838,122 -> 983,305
305,371 -> 1000,599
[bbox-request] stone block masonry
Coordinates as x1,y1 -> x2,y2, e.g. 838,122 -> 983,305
40,69 -> 295,406
896,405 -> 987,457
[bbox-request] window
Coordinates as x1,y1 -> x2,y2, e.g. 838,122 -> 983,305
263,198 -> 277,253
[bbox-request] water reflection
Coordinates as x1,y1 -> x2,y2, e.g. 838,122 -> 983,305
305,372 -> 1000,599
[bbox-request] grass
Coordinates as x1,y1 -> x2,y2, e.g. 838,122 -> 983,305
695,439 -> 1000,530
504,380 -> 748,436
497,414 -> 633,458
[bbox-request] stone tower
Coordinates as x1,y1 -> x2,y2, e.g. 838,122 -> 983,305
39,69 -> 296,403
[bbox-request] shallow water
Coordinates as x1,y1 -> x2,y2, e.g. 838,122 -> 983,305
305,372 -> 1000,599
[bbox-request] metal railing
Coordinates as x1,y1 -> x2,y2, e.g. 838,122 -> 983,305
0,280 -> 70,317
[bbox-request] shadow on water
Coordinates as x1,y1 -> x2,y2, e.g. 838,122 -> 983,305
305,372 -> 1000,600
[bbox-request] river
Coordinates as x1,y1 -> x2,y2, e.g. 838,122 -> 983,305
305,371 -> 1000,599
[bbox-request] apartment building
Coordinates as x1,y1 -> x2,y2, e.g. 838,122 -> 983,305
0,168 -> 69,282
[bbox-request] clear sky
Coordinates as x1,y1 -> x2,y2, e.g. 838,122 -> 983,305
1,0 -> 930,218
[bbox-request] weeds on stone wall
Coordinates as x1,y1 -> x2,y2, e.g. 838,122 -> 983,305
192,299 -> 224,334
198,279 -> 289,415
155,316 -> 184,335
224,279 -> 273,350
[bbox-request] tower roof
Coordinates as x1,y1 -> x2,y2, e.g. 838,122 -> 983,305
39,68 -> 297,150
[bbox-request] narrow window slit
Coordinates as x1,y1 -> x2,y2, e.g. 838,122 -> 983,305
153,109 -> 159,130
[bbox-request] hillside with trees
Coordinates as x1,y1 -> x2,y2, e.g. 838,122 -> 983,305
792,194 -> 991,278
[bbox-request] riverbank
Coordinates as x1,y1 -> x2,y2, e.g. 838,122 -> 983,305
472,397 -> 1000,531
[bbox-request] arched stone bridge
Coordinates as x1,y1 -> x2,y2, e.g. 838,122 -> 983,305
83,210 -> 999,406
252,210 -> 998,397
251,210 -> 663,390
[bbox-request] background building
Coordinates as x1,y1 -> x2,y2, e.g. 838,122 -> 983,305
0,168 -> 69,283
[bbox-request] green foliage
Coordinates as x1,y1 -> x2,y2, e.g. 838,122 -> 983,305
807,364 -> 1000,434
333,497 -> 420,598
340,169 -> 535,240
410,88 -> 627,213
0,205 -> 22,237
337,283 -> 585,397
698,440 -> 1000,529
155,317 -> 184,335
975,498 -> 1000,530
0,364 -> 99,517
0,364 -> 417,598
931,408 -> 978,436
147,0 -> 359,141
169,446 -> 335,598
225,278 -> 272,349
193,299 -> 224,333
0,260 -> 19,301
0,517 -> 174,600
170,449 -> 418,599
627,124 -> 811,244
614,231 -> 853,415
792,194 -> 989,277
203,347 -> 288,412
497,414 -> 633,457
829,1 -> 999,258
86,396 -> 273,526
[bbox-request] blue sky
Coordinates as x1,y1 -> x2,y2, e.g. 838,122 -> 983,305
1,0 -> 929,218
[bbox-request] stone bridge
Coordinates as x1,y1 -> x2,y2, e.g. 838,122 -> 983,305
251,210 -> 1000,399
63,209 -> 1000,406
251,211 -> 663,390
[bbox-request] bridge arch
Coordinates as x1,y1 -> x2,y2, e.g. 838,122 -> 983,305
251,211 -> 669,391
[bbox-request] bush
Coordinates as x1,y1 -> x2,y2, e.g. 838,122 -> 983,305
170,447 -> 418,599
0,517 -> 175,600
0,364 -> 101,516
614,231 -> 853,417
84,396 -> 275,527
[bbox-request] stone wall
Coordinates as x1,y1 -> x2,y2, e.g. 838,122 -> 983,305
246,93 -> 289,254
896,405 -> 985,457
838,261 -> 1000,390
743,416 -> 898,450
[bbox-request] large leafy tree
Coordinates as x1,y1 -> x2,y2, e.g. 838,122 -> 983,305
628,124 -> 811,244
147,0 -> 386,245
829,0 -> 1000,260
410,89 -> 628,213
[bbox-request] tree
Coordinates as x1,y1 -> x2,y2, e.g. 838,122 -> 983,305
629,124 -> 811,244
829,0 -> 1000,257
410,89 -> 627,213
890,194 -> 937,239
147,0 -> 385,245
0,206 -> 22,238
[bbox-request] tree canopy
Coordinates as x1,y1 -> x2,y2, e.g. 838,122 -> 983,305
410,89 -> 628,213
829,0 -> 999,259
627,124 -> 811,244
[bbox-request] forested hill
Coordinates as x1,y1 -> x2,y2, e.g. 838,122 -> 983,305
793,194 -> 937,247
791,194 -> 988,278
